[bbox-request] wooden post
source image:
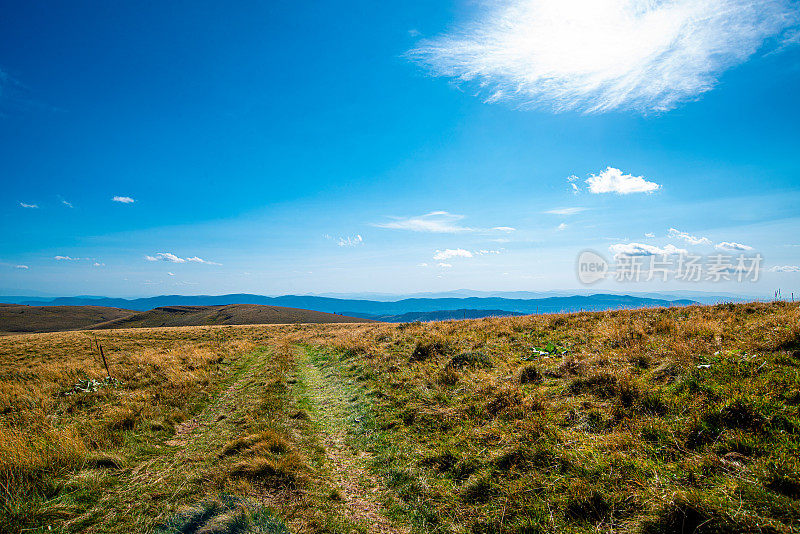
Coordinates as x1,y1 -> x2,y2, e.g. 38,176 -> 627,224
94,336 -> 112,379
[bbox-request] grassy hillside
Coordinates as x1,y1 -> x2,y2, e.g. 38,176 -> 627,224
0,304 -> 135,334
0,304 -> 371,334
1,302 -> 798,533
94,304 -> 371,328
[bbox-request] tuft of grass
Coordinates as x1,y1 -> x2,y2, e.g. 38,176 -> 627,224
155,494 -> 288,534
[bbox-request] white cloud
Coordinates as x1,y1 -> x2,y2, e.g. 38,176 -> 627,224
609,242 -> 688,257
112,196 -> 135,204
92,262 -> 104,267
186,256 -> 222,265
417,263 -> 429,267
54,255 -> 80,261
19,202 -> 38,209
145,252 -> 221,265
668,228 -> 712,245
15,265 -> 29,269
476,249 -> 501,255
769,265 -> 800,273
60,198 -> 73,208
557,222 -> 568,231
374,211 -> 473,233
408,0 -> 799,113
585,167 -> 660,194
433,248 -> 473,261
715,241 -> 753,251
438,263 -> 453,268
337,235 -> 363,247
167,271 -> 175,276
374,211 -> 515,234
544,207 -> 587,215
645,232 -> 656,238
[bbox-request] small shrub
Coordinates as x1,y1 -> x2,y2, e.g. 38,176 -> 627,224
519,364 -> 542,384
410,340 -> 450,362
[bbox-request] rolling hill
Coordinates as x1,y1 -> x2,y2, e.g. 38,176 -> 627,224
0,303 -> 370,334
0,304 -> 135,334
93,304 -> 371,329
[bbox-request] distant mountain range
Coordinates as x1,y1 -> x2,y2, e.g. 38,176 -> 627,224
0,293 -> 705,317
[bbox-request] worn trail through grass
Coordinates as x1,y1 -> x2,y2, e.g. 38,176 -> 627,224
294,347 -> 405,534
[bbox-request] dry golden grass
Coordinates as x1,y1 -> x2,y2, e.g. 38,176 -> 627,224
1,303 -> 799,533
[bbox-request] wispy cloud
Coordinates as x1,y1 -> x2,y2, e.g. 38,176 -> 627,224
557,222 -> 568,231
544,207 -> 587,215
54,255 -> 82,261
609,242 -> 687,257
408,0 -> 799,113
668,228 -> 712,245
145,252 -> 221,265
715,241 -> 753,251
374,211 -> 514,234
438,263 -> 453,268
433,248 -> 473,261
769,265 -> 800,272
374,211 -> 474,233
61,199 -> 73,208
112,196 -> 135,204
578,167 -> 660,194
19,202 -> 38,209
15,265 -> 29,269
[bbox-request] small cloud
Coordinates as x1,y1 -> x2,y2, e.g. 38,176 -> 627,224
769,265 -> 800,273
475,249 -> 501,255
337,235 -> 363,247
417,263 -> 428,267
408,29 -> 421,37
58,196 -> 73,208
609,242 -> 687,257
15,264 -> 29,269
645,232 -> 656,238
19,202 -> 38,209
585,167 -> 661,194
374,211 -> 473,233
544,207 -> 587,216
92,262 -> 104,267
491,226 -> 516,232
715,241 -> 753,252
557,222 -> 568,231
54,255 -> 80,261
438,262 -> 453,268
186,256 -> 222,265
433,248 -> 473,260
112,196 -> 135,204
145,252 -> 221,265
668,228 -> 712,245
167,271 -> 175,276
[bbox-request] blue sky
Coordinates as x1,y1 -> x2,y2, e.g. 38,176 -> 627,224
2,0 -> 799,298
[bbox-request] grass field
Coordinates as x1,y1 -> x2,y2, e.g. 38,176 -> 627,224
1,302 -> 799,533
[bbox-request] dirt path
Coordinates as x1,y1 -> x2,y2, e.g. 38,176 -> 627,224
296,348 -> 405,534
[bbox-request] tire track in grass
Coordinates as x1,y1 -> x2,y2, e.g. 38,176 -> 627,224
296,347 -> 406,534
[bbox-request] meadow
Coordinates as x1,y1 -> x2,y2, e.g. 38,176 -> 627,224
1,302 -> 799,533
